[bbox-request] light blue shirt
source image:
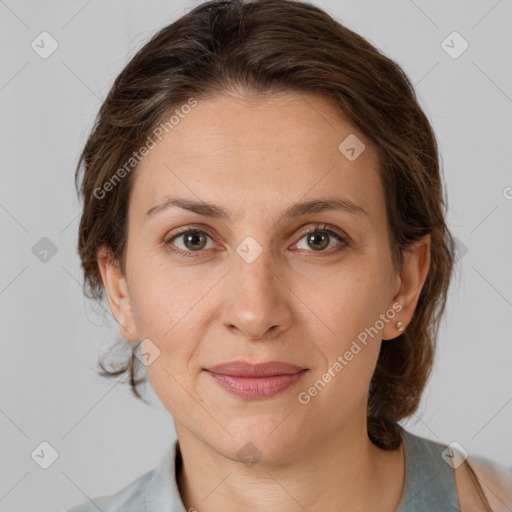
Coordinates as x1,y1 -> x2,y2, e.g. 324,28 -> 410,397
66,428 -> 462,511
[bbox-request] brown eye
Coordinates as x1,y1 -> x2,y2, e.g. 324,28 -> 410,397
165,229 -> 214,255
306,231 -> 330,251
181,230 -> 208,251
294,226 -> 348,253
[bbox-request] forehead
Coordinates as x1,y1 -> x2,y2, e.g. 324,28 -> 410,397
129,91 -> 384,224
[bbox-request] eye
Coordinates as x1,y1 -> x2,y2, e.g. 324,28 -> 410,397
292,223 -> 349,253
163,223 -> 350,259
164,228 -> 215,258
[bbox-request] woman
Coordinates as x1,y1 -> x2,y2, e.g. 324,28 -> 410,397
67,0 -> 512,510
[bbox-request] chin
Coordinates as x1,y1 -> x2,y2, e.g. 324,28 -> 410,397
212,423 -> 304,467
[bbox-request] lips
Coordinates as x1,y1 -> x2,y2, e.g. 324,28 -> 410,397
205,360 -> 306,377
204,361 -> 308,400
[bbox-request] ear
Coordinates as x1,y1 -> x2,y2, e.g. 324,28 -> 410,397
382,234 -> 431,341
96,246 -> 139,342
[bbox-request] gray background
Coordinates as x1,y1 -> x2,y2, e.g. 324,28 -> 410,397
1,1 -> 511,511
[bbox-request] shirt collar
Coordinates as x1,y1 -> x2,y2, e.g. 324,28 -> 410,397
143,438 -> 187,511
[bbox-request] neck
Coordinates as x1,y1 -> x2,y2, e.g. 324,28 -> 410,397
175,418 -> 405,512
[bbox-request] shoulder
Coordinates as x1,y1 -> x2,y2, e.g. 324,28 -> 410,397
64,441 -> 181,512
455,454 -> 512,512
64,468 -> 156,512
398,428 -> 511,512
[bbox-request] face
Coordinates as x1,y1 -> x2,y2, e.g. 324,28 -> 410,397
98,91 -> 430,464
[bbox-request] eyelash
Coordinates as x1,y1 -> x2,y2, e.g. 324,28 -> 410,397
163,223 -> 350,259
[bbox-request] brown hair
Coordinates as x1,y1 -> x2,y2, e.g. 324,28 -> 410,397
76,0 -> 456,452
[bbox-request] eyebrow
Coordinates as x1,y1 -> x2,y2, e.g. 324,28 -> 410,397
145,196 -> 369,223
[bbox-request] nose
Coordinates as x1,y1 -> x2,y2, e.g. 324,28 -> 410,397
219,244 -> 293,341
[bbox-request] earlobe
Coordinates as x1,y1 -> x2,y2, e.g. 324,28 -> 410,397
382,234 -> 431,341
96,246 -> 139,342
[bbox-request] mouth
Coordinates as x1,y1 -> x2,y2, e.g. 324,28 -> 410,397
203,360 -> 309,400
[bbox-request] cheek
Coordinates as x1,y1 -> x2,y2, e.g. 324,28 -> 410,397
128,255 -> 201,338
299,260 -> 390,346
300,275 -> 387,416
128,274 -> 201,409
299,265 -> 390,406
